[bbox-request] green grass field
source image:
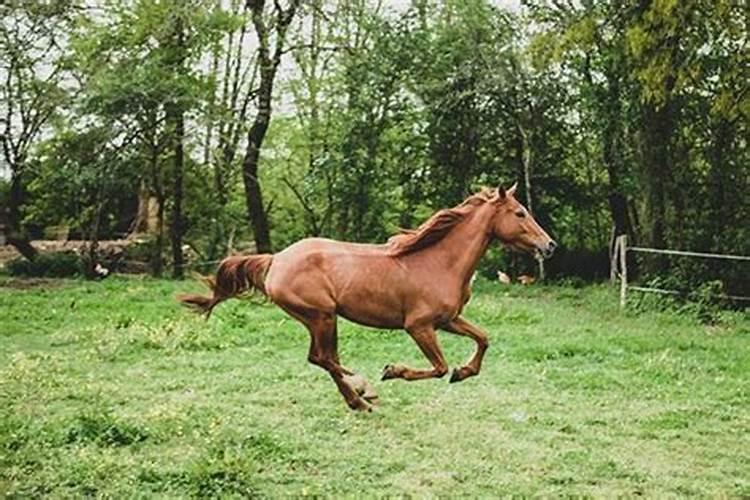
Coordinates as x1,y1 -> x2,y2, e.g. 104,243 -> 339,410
1,276 -> 748,497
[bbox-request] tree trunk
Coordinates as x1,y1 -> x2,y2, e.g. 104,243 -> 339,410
153,193 -> 165,278
5,170 -> 38,261
131,179 -> 151,235
601,77 -> 632,241
709,118 -> 730,246
167,16 -> 186,279
83,205 -> 102,279
242,79 -> 273,252
640,99 -> 673,272
168,101 -> 185,279
240,0 -> 300,254
519,121 -> 544,280
642,102 -> 672,246
150,139 -> 165,277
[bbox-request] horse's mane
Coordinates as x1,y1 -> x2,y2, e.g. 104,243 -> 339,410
386,188 -> 495,257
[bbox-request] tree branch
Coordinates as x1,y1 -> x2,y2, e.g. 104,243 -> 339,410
281,175 -> 320,234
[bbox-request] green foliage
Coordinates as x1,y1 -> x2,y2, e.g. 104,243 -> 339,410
522,0 -> 748,291
6,252 -> 82,278
628,276 -> 740,325
273,0 -> 605,272
5,0 -> 748,294
25,126 -> 140,238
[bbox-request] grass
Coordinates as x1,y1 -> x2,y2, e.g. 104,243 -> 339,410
1,275 -> 748,497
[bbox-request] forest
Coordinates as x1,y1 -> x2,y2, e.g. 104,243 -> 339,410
1,0 -> 748,295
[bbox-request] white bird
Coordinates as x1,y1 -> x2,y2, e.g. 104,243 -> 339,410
94,263 -> 109,277
497,271 -> 511,284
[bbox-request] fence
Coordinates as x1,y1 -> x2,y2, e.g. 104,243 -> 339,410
612,235 -> 750,308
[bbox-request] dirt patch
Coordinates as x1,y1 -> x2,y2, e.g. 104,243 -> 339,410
0,240 -> 145,272
1,240 -> 139,261
0,245 -> 21,266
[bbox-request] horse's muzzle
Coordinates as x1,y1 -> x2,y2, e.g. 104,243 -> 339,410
539,240 -> 557,259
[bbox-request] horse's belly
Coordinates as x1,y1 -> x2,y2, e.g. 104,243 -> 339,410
337,308 -> 404,329
334,284 -> 405,329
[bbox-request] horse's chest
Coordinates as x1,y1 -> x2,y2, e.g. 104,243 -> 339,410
422,288 -> 466,321
441,280 -> 475,318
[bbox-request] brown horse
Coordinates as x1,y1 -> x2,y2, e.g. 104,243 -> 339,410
179,184 -> 555,411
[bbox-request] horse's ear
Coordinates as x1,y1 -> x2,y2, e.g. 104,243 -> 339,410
507,182 -> 518,196
495,185 -> 506,201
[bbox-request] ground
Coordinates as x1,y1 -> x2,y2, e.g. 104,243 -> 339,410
1,276 -> 748,497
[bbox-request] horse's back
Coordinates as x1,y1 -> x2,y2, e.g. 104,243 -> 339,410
265,237 -> 407,327
280,237 -> 386,256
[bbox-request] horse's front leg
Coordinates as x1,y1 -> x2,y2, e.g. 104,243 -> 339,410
441,316 -> 489,383
382,326 -> 449,381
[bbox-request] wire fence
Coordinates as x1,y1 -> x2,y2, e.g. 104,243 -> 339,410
626,246 -> 750,262
613,235 -> 750,307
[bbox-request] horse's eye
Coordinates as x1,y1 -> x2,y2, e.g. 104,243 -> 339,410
515,210 -> 526,218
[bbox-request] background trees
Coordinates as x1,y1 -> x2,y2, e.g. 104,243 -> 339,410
1,0 -> 747,294
0,0 -> 76,260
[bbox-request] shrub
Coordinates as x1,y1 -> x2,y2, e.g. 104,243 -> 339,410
629,276 -> 731,324
6,252 -> 82,278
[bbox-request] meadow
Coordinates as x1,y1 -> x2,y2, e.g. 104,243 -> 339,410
1,276 -> 748,497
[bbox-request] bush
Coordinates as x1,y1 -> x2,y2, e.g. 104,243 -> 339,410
6,252 -> 82,278
629,277 -> 732,324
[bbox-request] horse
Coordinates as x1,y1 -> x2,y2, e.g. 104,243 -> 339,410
179,184 -> 556,411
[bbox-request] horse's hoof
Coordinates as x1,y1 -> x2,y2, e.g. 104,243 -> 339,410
449,368 -> 462,383
361,385 -> 379,404
343,374 -> 379,403
382,364 -> 403,381
364,395 -> 380,405
348,397 -> 373,412
343,373 -> 367,395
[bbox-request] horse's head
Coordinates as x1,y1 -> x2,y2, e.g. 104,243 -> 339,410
490,183 -> 556,259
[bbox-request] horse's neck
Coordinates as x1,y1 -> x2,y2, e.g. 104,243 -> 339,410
424,207 -> 493,284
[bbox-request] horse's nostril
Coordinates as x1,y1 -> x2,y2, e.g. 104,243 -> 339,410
548,240 -> 557,250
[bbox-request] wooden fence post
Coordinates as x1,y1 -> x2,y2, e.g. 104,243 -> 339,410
619,235 -> 627,308
610,233 -> 620,284
538,258 -> 545,282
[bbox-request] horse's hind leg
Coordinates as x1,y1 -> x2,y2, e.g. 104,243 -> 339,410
283,305 -> 375,411
441,316 -> 489,383
308,315 -> 378,410
382,325 -> 449,381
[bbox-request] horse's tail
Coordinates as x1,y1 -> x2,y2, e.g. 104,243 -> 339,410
177,254 -> 273,317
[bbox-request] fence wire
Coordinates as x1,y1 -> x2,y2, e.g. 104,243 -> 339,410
619,241 -> 750,305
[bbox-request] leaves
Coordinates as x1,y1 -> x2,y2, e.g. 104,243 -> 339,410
2,0 -> 747,294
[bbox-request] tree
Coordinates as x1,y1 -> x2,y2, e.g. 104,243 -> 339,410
526,0 -> 635,244
199,0 -> 258,260
0,0 -> 75,260
241,0 -> 301,253
64,0 -> 234,277
28,125 -> 141,277
165,11 -> 188,278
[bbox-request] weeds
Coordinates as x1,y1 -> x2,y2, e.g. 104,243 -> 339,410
63,405 -> 149,448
